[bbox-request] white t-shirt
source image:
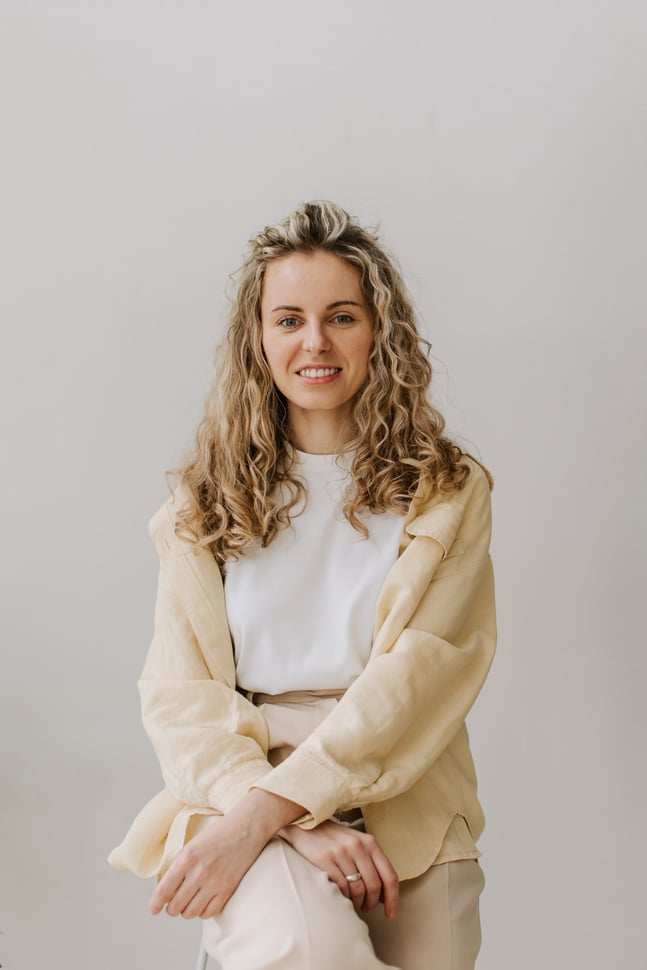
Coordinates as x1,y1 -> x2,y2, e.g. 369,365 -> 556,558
224,451 -> 404,694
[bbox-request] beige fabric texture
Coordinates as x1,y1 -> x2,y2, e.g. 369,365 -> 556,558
201,689 -> 483,969
359,857 -> 485,970
108,456 -> 496,881
201,840 -> 484,970
251,688 -> 480,864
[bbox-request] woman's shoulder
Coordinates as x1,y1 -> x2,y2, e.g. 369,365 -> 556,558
405,453 -> 493,556
147,482 -> 193,557
412,452 -> 492,510
457,454 -> 494,506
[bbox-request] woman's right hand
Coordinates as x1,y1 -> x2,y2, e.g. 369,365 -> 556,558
278,819 -> 399,919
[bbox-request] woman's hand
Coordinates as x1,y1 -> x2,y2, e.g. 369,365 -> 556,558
149,789 -> 306,919
279,819 -> 399,919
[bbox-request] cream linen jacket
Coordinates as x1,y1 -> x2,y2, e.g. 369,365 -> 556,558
108,456 -> 496,882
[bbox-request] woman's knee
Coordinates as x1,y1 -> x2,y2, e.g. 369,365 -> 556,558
202,838 -> 395,969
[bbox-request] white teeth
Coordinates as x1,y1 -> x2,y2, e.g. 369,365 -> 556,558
298,368 -> 340,378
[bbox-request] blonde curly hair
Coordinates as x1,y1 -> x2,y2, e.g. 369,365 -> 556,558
171,201 -> 488,567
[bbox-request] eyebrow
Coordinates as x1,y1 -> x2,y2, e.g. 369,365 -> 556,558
270,300 -> 363,313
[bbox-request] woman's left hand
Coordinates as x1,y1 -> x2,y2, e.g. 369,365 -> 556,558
278,819 -> 400,919
149,789 -> 306,919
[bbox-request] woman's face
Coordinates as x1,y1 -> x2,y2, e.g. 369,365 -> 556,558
260,250 -> 374,439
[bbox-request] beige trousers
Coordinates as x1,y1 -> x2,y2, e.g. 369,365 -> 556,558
201,691 -> 485,970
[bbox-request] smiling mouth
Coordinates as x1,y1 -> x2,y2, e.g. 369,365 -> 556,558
296,367 -> 341,378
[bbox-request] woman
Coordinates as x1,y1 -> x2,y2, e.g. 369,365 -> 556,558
109,201 -> 496,970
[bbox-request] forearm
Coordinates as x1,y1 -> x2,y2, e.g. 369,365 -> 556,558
226,788 -> 308,848
149,788 -> 308,918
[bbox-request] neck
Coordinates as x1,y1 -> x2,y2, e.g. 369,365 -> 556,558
288,406 -> 352,455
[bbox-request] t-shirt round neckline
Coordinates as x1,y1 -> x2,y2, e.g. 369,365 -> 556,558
294,448 -> 353,471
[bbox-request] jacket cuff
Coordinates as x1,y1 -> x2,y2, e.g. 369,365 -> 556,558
208,759 -> 273,813
251,752 -> 352,826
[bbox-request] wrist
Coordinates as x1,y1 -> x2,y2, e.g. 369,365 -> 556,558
277,824 -> 296,844
231,788 -> 306,845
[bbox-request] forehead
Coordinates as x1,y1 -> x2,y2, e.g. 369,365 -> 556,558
261,251 -> 364,309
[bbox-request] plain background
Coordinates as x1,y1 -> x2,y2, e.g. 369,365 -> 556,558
1,2 -> 645,968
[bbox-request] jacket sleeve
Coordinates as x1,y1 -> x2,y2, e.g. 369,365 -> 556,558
138,560 -> 274,813
254,465 -> 497,826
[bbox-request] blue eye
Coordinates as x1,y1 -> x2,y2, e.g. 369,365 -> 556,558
333,314 -> 353,324
279,317 -> 300,329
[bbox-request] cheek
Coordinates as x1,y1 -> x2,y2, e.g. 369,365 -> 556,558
355,333 -> 374,373
261,336 -> 290,387
260,331 -> 279,367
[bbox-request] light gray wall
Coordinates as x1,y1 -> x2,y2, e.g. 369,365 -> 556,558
1,2 -> 645,968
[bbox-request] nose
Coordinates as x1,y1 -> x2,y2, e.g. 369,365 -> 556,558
302,319 -> 331,355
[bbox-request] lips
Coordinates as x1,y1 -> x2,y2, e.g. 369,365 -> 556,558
296,367 -> 342,378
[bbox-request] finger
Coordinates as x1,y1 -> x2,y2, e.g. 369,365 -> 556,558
351,853 -> 383,912
371,849 -> 400,919
181,887 -> 216,920
337,855 -> 367,911
149,868 -> 185,915
327,865 -> 351,899
166,878 -> 201,917
347,833 -> 399,916
345,871 -> 368,911
199,894 -> 223,919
